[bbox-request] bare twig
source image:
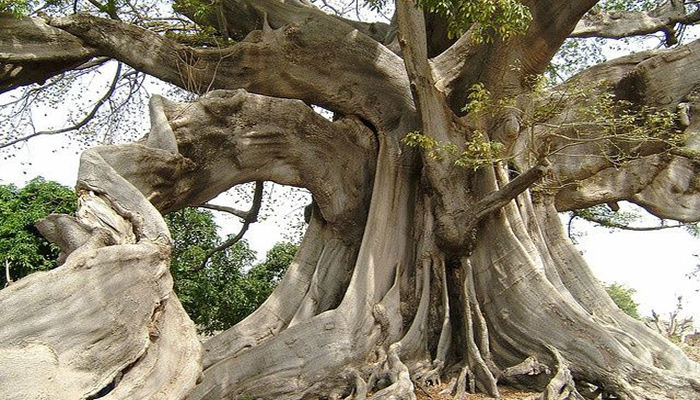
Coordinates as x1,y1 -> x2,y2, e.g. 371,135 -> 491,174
574,214 -> 689,231
199,203 -> 248,220
0,63 -> 123,150
195,181 -> 264,271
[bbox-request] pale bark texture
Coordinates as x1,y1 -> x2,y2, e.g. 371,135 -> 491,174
1,0 -> 700,399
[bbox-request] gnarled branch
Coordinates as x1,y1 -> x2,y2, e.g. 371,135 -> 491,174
572,0 -> 700,45
0,16 -> 96,93
2,12 -> 411,131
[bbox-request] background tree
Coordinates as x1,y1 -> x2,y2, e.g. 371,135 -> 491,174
647,296 -> 695,343
1,1 -> 700,400
168,207 -> 298,334
0,177 -> 76,286
0,179 -> 296,333
604,282 -> 641,319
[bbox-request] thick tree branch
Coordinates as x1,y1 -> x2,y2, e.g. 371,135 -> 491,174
472,163 -> 549,222
179,0 -> 390,44
432,0 -> 598,113
396,0 -> 455,144
36,13 -> 411,131
121,90 -> 377,229
573,213 -> 690,232
0,16 -> 96,93
510,36 -> 700,222
572,0 -> 700,45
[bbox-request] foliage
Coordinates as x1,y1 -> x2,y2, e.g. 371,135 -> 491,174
403,130 -> 503,170
573,204 -> 640,230
0,0 -> 28,16
234,242 -> 298,319
546,38 -> 607,82
166,208 -> 298,334
596,0 -> 659,12
0,178 -> 76,286
463,82 -> 491,114
414,0 -> 532,42
454,133 -> 505,170
365,0 -> 530,42
605,282 -> 641,319
532,81 -> 685,168
172,0 -> 212,20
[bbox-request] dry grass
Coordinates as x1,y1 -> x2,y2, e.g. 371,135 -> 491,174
682,344 -> 700,363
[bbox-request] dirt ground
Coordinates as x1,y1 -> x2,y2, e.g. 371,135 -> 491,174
414,344 -> 700,399
415,385 -> 536,400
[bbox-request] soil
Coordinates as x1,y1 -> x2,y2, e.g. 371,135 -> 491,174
411,346 -> 700,399
415,385 -> 536,400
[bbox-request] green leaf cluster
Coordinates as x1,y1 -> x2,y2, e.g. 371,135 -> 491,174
454,133 -> 504,170
605,282 -> 641,319
597,0 -> 659,12
172,0 -> 212,20
462,82 -> 516,117
463,82 -> 490,114
403,130 -> 503,170
573,204 -> 639,230
414,0 -> 531,42
0,0 -> 29,16
0,178 -> 77,286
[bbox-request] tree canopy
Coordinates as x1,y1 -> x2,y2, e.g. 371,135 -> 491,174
167,207 -> 297,334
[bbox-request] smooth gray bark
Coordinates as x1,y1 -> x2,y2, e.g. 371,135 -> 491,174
1,1 -> 700,399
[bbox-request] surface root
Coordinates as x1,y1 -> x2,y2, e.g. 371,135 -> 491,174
524,346 -> 584,400
366,343 -> 417,400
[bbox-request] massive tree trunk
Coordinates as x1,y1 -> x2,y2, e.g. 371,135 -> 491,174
1,0 -> 700,399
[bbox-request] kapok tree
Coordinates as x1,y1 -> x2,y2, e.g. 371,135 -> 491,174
1,0 -> 700,399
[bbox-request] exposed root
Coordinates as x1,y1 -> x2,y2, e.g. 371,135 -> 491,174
367,343 -> 417,400
502,356 -> 550,378
438,377 -> 457,396
465,261 -> 500,377
524,346 -> 584,400
414,359 -> 444,388
434,257 -> 452,366
460,260 -> 499,397
345,368 -> 368,400
454,365 -> 473,400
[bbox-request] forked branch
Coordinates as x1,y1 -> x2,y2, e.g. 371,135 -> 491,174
196,181 -> 264,271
